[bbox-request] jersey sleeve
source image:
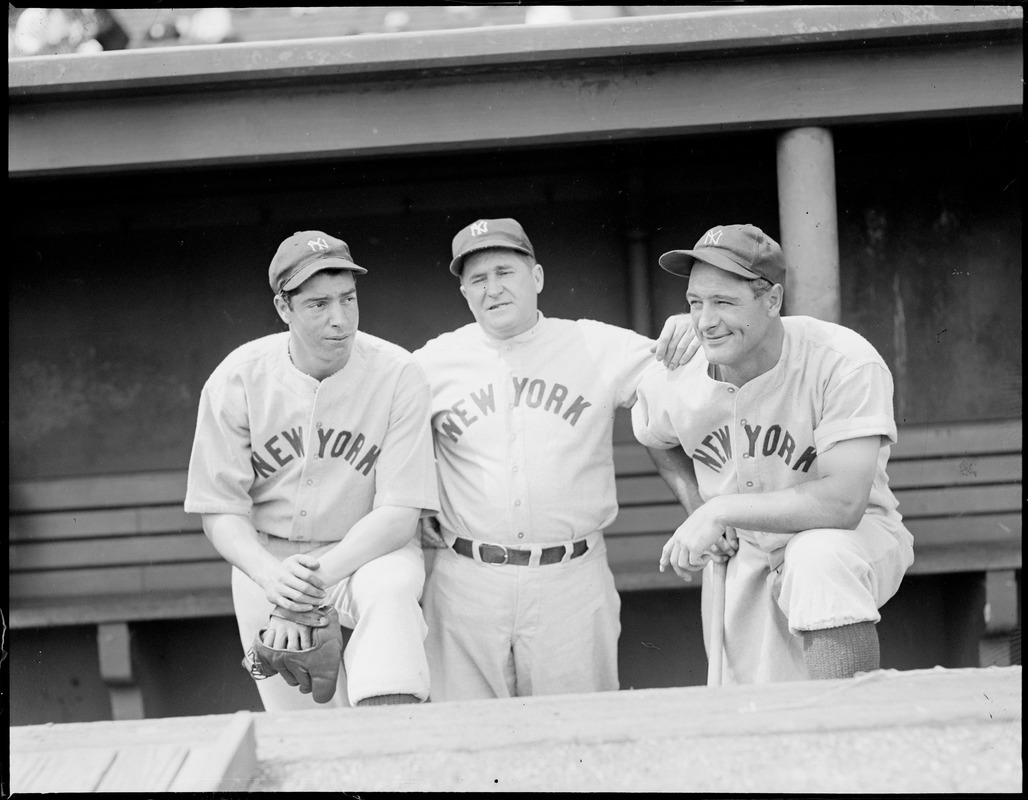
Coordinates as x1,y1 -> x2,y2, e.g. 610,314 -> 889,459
814,360 -> 898,453
184,371 -> 256,515
630,368 -> 681,450
614,325 -> 661,408
372,360 -> 440,514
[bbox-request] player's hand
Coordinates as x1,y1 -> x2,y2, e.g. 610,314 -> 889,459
261,615 -> 313,651
260,553 -> 327,612
659,504 -> 735,581
651,314 -> 699,370
419,516 -> 447,549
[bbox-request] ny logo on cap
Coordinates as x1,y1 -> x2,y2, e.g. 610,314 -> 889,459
307,237 -> 330,252
470,221 -> 489,237
704,229 -> 724,246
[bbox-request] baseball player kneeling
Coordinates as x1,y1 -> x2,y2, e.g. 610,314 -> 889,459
185,231 -> 439,709
633,224 -> 915,683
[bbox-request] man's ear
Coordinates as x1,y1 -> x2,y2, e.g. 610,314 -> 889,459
273,293 -> 291,325
533,262 -> 544,294
767,284 -> 784,316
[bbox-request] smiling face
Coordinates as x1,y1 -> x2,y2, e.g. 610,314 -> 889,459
459,248 -> 544,339
274,269 -> 359,380
686,262 -> 784,386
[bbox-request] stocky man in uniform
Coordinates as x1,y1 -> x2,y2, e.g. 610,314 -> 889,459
412,217 -> 720,701
632,223 -> 915,683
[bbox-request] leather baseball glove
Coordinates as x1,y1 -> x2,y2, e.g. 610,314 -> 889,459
242,605 -> 344,703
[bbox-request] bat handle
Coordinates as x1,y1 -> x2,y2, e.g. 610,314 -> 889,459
706,559 -> 727,687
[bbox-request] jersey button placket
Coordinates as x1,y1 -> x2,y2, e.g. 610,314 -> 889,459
505,346 -> 528,544
737,407 -> 758,491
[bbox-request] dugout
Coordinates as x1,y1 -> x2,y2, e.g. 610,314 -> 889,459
9,6 -> 1022,723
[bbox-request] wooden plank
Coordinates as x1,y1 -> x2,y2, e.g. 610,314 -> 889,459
907,542 -> 1022,575
892,420 -> 1022,459
896,485 -> 1021,517
9,470 -> 189,512
170,712 -> 257,793
9,505 -> 201,542
8,588 -> 235,629
905,514 -> 1022,546
9,560 -> 231,601
607,505 -> 688,536
96,744 -> 190,792
10,532 -> 218,570
10,747 -> 117,793
884,454 -> 1021,488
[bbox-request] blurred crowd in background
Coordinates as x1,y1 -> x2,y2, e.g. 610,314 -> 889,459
8,6 -> 711,57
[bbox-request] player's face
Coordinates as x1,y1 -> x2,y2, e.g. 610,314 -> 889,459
275,270 -> 359,379
686,263 -> 782,384
459,249 -> 544,339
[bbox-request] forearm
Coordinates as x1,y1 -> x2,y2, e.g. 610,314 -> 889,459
706,475 -> 870,535
647,446 -> 704,516
201,513 -> 280,589
315,505 -> 421,585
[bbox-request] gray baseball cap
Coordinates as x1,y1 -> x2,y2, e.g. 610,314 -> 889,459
659,224 -> 785,286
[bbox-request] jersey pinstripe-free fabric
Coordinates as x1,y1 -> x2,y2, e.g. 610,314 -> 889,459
413,313 -> 661,699
414,314 -> 659,547
633,315 -> 913,683
185,330 -> 439,537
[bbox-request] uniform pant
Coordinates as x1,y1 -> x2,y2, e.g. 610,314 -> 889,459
231,534 -> 430,710
703,513 -> 915,684
422,534 -> 621,700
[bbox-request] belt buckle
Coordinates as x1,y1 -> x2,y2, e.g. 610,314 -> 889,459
479,543 -> 509,564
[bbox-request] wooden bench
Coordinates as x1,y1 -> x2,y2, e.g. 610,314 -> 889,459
9,471 -> 229,719
607,416 -> 1022,665
9,419 -> 1021,717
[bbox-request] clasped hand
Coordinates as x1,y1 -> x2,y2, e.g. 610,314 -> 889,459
660,501 -> 739,581
260,552 -> 327,611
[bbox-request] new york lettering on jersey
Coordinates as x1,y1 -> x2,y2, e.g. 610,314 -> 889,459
691,422 -> 817,474
250,423 -> 383,478
436,375 -> 593,443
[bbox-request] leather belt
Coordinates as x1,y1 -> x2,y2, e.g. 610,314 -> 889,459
452,537 -> 588,566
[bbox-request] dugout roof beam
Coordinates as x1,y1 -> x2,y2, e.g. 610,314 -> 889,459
8,5 -> 1023,178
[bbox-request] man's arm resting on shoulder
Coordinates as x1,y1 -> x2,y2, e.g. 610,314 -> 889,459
661,436 -> 881,575
651,314 -> 699,369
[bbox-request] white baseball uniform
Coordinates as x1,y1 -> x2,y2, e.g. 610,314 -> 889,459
412,312 -> 661,700
185,330 -> 439,708
633,315 -> 914,684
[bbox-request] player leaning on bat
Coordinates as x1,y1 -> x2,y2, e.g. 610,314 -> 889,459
411,217 -> 717,701
633,223 -> 914,684
185,231 -> 439,710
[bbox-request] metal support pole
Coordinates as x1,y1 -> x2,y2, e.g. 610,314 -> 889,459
776,127 -> 841,322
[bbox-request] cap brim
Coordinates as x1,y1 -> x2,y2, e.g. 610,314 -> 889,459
281,257 -> 367,291
658,249 -> 760,280
449,241 -> 534,276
